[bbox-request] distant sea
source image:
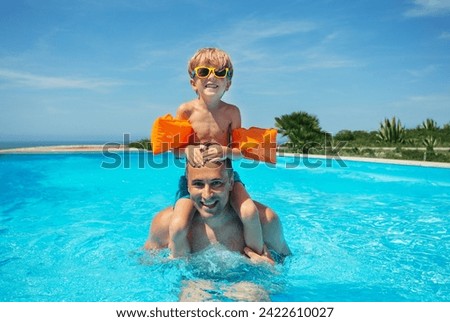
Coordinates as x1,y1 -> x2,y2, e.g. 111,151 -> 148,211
0,140 -> 118,150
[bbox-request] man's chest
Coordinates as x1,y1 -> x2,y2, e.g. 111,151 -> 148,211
189,221 -> 245,253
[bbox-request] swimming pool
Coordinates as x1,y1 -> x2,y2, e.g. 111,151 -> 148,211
1,152 -> 449,301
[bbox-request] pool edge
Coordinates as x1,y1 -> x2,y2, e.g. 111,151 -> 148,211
1,146 -> 449,169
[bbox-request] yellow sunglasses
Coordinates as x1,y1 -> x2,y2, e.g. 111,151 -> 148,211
191,66 -> 231,79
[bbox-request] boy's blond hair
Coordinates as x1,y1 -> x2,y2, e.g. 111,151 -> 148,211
188,48 -> 233,79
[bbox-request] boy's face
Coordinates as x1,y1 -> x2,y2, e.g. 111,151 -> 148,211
190,65 -> 231,100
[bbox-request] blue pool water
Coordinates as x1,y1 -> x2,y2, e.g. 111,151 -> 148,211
1,152 -> 449,301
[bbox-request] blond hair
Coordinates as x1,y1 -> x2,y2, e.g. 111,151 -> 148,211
188,48 -> 233,79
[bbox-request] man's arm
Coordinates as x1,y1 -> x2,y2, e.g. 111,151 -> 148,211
143,207 -> 172,250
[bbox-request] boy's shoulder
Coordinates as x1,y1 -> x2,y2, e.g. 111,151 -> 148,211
176,101 -> 196,119
177,101 -> 195,111
178,100 -> 240,113
220,101 -> 240,113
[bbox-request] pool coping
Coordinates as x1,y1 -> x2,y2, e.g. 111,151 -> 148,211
0,145 -> 129,153
1,145 -> 450,168
279,152 -> 450,169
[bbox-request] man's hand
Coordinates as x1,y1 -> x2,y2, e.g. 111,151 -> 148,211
244,245 -> 275,266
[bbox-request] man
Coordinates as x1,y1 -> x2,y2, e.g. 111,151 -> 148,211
144,157 -> 291,264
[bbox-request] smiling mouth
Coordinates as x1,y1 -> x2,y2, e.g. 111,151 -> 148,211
205,84 -> 218,88
201,200 -> 218,209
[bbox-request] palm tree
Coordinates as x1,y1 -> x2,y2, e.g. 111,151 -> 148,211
376,117 -> 405,144
275,111 -> 324,153
422,136 -> 438,153
421,118 -> 439,131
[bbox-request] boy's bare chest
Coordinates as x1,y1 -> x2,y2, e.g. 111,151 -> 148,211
190,110 -> 231,144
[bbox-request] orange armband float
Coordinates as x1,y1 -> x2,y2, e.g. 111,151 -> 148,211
150,114 -> 194,154
231,127 -> 277,164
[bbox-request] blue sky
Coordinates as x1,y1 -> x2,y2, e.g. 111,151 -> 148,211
1,0 -> 449,142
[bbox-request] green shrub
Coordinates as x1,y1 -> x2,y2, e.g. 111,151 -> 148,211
129,139 -> 151,150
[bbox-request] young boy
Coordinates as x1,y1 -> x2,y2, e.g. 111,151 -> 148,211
169,48 -> 264,257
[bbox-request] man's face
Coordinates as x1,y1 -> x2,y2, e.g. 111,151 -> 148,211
187,163 -> 234,218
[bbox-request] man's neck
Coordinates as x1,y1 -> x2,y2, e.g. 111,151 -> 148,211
201,204 -> 236,229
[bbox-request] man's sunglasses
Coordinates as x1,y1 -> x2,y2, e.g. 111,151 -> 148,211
191,66 -> 231,79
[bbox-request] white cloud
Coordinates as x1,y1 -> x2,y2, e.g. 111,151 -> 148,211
439,31 -> 450,39
0,69 -> 121,90
299,58 -> 360,70
387,93 -> 450,128
216,18 -> 317,55
390,93 -> 450,108
406,65 -> 437,77
404,0 -> 450,17
231,19 -> 317,41
213,17 -> 359,72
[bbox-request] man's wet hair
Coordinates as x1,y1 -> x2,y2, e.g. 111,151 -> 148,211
186,142 -> 233,176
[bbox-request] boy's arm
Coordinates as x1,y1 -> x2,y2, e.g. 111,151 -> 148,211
226,146 -> 243,160
202,143 -> 241,163
221,104 -> 243,161
169,199 -> 194,258
169,233 -> 191,258
173,105 -> 187,159
175,145 -> 205,167
228,105 -> 244,160
173,104 -> 201,163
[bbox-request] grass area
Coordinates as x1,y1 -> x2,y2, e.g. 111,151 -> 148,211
128,139 -> 151,150
129,139 -> 450,163
339,147 -> 450,163
277,145 -> 450,163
